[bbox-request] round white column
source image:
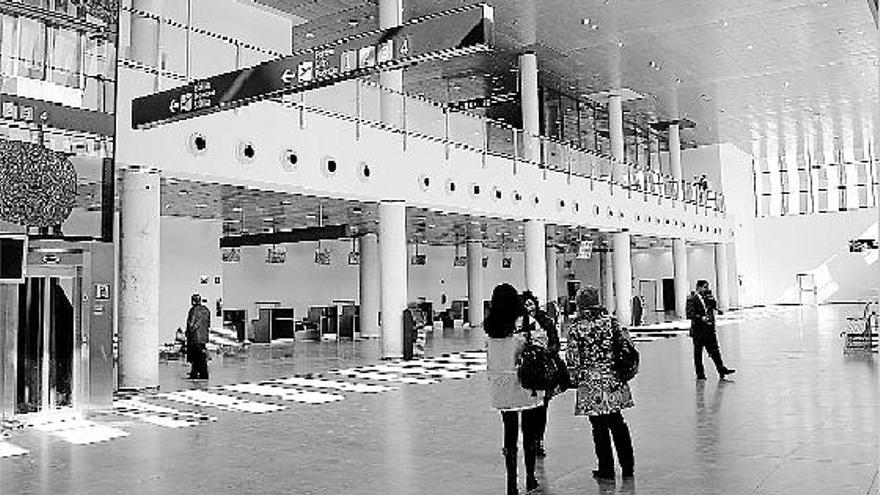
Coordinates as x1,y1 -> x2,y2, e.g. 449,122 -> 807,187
379,200 -> 407,358
358,233 -> 380,338
672,238 -> 689,319
519,52 -> 540,163
118,167 -> 160,390
602,248 -> 614,312
612,232 -> 633,325
379,0 -> 404,127
669,122 -> 683,198
714,242 -> 730,312
546,245 -> 559,308
524,219 -> 548,305
130,0 -> 161,67
467,239 -> 485,327
609,94 -> 625,169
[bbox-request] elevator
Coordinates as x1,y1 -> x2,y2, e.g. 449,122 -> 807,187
0,239 -> 114,420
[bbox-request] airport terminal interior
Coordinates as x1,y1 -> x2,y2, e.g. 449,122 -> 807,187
0,0 -> 879,493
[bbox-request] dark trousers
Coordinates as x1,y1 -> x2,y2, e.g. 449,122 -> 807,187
693,332 -> 725,378
189,344 -> 209,379
534,397 -> 550,441
501,408 -> 541,477
588,412 -> 634,474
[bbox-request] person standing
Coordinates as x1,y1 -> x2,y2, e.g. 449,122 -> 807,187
521,290 -> 560,458
566,286 -> 635,480
686,280 -> 735,380
186,294 -> 211,380
485,284 -> 544,495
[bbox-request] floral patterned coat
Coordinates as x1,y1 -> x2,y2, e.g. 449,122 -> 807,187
565,316 -> 634,416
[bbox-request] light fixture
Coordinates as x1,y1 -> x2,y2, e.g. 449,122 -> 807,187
581,18 -> 591,25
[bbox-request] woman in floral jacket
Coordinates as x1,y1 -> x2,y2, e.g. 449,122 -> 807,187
566,285 -> 635,480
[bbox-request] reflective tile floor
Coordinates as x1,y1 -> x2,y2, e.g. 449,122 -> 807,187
2,305 -> 879,495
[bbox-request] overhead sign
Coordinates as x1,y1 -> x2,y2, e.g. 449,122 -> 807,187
448,91 -> 518,111
849,239 -> 878,252
576,239 -> 594,259
132,4 -> 495,129
0,93 -> 113,136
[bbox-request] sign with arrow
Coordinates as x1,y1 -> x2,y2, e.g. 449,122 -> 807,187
132,4 -> 494,129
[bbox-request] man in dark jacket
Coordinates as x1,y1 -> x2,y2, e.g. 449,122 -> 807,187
686,281 -> 734,380
186,294 -> 211,379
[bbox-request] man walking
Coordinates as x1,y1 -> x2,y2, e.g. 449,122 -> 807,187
186,294 -> 211,380
686,281 -> 734,380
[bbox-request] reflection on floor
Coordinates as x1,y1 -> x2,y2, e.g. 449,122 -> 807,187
2,305 -> 878,495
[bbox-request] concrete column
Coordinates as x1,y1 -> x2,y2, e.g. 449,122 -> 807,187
130,0 -> 161,66
672,238 -> 688,319
546,245 -> 559,308
519,52 -> 540,163
379,0 -> 403,127
358,233 -> 380,338
714,243 -> 730,312
612,232 -> 632,325
669,122 -> 683,198
609,94 -> 625,162
378,200 -> 407,358
466,239 -> 485,327
602,249 -> 614,312
118,167 -> 160,390
524,219 -> 547,305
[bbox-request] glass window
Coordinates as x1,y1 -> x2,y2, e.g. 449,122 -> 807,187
18,17 -> 46,80
48,27 -> 80,87
21,0 -> 49,8
0,15 -> 18,76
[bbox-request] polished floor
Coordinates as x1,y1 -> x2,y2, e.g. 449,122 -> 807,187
2,305 -> 878,495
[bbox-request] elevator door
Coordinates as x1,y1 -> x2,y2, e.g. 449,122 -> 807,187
16,268 -> 80,415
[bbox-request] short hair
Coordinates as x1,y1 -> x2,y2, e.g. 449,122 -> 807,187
696,280 -> 709,290
576,286 -> 600,311
191,294 -> 202,304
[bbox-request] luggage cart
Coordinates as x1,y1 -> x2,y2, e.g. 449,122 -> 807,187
841,300 -> 878,353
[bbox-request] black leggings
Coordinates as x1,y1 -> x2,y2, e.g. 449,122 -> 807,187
501,408 -> 542,476
588,412 -> 634,474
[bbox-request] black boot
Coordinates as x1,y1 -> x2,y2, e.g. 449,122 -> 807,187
503,448 -> 518,495
523,443 -> 539,492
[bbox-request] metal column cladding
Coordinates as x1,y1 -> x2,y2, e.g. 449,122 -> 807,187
131,4 -> 495,129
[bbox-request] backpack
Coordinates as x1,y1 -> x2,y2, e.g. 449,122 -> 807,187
517,333 -> 559,394
611,325 -> 640,383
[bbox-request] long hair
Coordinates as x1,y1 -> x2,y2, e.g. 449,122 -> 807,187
483,283 -> 524,338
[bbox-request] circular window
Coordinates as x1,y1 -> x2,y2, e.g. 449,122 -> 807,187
558,199 -> 566,210
187,133 -> 207,155
492,187 -> 502,200
636,214 -> 641,222
470,183 -> 481,197
593,205 -> 600,216
619,211 -> 625,219
358,161 -> 371,182
647,215 -> 652,223
532,195 -> 540,206
419,175 -> 431,191
323,156 -> 338,176
445,179 -> 457,194
607,208 -> 614,218
237,141 -> 256,164
665,219 -> 670,225
512,190 -> 523,203
280,149 -> 298,172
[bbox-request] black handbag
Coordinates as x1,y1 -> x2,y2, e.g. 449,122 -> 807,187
611,326 -> 640,383
517,332 -> 559,394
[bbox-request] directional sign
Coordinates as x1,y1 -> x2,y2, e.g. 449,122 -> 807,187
132,4 -> 495,129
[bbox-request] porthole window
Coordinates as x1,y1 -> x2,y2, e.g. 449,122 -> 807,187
646,215 -> 652,223
607,208 -> 614,218
636,214 -> 641,222
445,179 -> 457,194
237,141 -> 256,164
558,199 -> 566,210
619,211 -> 625,219
574,202 -> 580,213
665,219 -> 670,225
322,156 -> 338,176
358,161 -> 371,182
593,205 -> 600,216
419,175 -> 431,191
280,149 -> 298,172
470,183 -> 481,197
187,133 -> 207,155
512,190 -> 523,203
492,187 -> 502,200
532,194 -> 540,206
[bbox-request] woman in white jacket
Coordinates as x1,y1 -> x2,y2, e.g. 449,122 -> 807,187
485,283 -> 544,494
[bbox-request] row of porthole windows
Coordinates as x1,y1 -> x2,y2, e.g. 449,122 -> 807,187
188,134 -> 726,236
187,133 -> 375,181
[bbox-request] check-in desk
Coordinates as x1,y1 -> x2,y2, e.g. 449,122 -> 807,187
308,305 -> 339,340
251,301 -> 294,343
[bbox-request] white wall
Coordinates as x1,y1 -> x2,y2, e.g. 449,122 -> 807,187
222,241 -> 529,327
754,210 -> 878,304
159,217 -> 223,344
630,245 -> 717,309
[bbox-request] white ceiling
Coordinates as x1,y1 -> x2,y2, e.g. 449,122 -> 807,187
257,0 -> 879,159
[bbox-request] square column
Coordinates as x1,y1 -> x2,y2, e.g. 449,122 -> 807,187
546,246 -> 559,307
358,233 -> 380,338
379,0 -> 404,127
118,166 -> 161,390
524,219 -> 548,305
669,122 -> 683,198
467,239 -> 485,327
612,232 -> 633,325
673,238 -> 688,319
601,249 -> 614,312
379,200 -> 407,358
714,243 -> 730,312
609,94 -> 625,162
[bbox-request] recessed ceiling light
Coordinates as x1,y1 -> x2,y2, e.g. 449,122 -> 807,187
721,20 -> 729,27
582,18 -> 591,25
746,45 -> 753,50
347,19 -> 359,27
617,40 -> 624,47
304,32 -> 315,39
